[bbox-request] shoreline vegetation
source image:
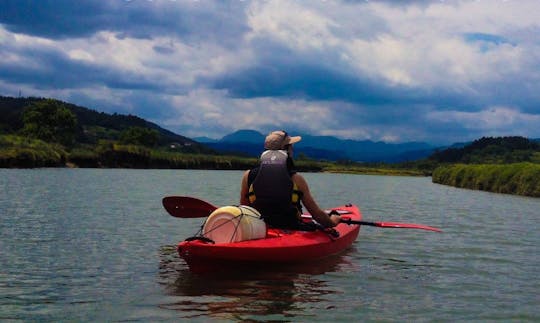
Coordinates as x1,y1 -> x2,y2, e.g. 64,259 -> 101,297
3,134 -> 539,198
2,96 -> 540,198
0,134 -> 423,176
432,163 -> 540,198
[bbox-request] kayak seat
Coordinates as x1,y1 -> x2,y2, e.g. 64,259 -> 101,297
184,236 -> 215,244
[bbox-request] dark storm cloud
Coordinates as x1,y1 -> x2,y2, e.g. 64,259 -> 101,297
0,43 -> 159,91
212,62 -> 394,104
208,44 -> 480,112
0,1 -> 117,39
0,0 -> 248,45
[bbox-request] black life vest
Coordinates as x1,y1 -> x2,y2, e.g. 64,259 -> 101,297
247,150 -> 303,228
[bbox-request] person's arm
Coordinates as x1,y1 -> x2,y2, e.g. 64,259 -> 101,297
240,170 -> 250,205
292,174 -> 341,228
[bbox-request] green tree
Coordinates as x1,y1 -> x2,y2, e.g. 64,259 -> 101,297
22,99 -> 78,146
119,127 -> 159,147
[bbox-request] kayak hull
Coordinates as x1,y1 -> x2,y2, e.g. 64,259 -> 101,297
177,204 -> 361,272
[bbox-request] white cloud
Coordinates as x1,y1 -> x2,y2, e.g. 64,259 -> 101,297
246,0 -> 340,51
342,1 -> 535,90
67,49 -> 94,62
164,88 -> 338,139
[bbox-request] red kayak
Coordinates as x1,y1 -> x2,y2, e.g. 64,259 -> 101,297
177,204 -> 361,272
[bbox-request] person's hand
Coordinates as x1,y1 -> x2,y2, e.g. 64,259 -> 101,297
328,210 -> 342,227
329,214 -> 341,227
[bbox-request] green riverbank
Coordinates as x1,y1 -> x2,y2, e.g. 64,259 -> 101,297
5,134 -> 540,198
0,135 -> 421,176
432,163 -> 540,197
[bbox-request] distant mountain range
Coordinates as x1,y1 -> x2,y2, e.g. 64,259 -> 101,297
195,130 -> 440,163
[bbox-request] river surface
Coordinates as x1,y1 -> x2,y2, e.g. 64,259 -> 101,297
1,169 -> 538,322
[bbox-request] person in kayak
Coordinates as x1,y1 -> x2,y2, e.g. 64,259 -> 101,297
240,130 -> 341,229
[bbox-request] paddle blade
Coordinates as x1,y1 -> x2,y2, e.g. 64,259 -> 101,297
373,221 -> 442,232
341,219 -> 442,232
162,196 -> 217,218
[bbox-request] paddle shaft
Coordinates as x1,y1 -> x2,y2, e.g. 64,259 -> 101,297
340,218 -> 442,232
304,213 -> 441,232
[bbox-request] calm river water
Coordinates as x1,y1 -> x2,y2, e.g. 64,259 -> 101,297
1,169 -> 538,322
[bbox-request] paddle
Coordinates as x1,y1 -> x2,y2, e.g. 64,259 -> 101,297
339,218 -> 442,232
162,196 -> 442,232
305,212 -> 442,232
162,196 -> 217,218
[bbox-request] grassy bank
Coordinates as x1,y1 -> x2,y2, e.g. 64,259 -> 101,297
0,135 -> 318,171
432,163 -> 540,197
70,143 -> 260,170
323,164 -> 425,176
1,135 -> 426,176
0,135 -> 246,169
0,135 -> 67,167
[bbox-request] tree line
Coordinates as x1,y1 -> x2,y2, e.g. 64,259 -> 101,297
4,98 -> 161,147
429,136 -> 540,164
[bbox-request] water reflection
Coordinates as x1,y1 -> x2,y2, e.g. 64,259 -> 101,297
157,245 -> 357,321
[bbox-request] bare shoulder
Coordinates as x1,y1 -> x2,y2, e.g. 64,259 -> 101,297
291,173 -> 309,190
291,173 -> 305,180
241,170 -> 250,184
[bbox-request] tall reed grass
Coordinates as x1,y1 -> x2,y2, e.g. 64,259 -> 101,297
432,163 -> 540,197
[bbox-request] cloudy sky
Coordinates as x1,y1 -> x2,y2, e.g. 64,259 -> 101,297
1,0 -> 539,144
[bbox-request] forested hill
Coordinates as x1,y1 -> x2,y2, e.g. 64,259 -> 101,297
0,96 -> 208,152
428,136 -> 540,164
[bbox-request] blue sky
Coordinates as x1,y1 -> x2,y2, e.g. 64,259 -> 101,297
1,0 -> 539,144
